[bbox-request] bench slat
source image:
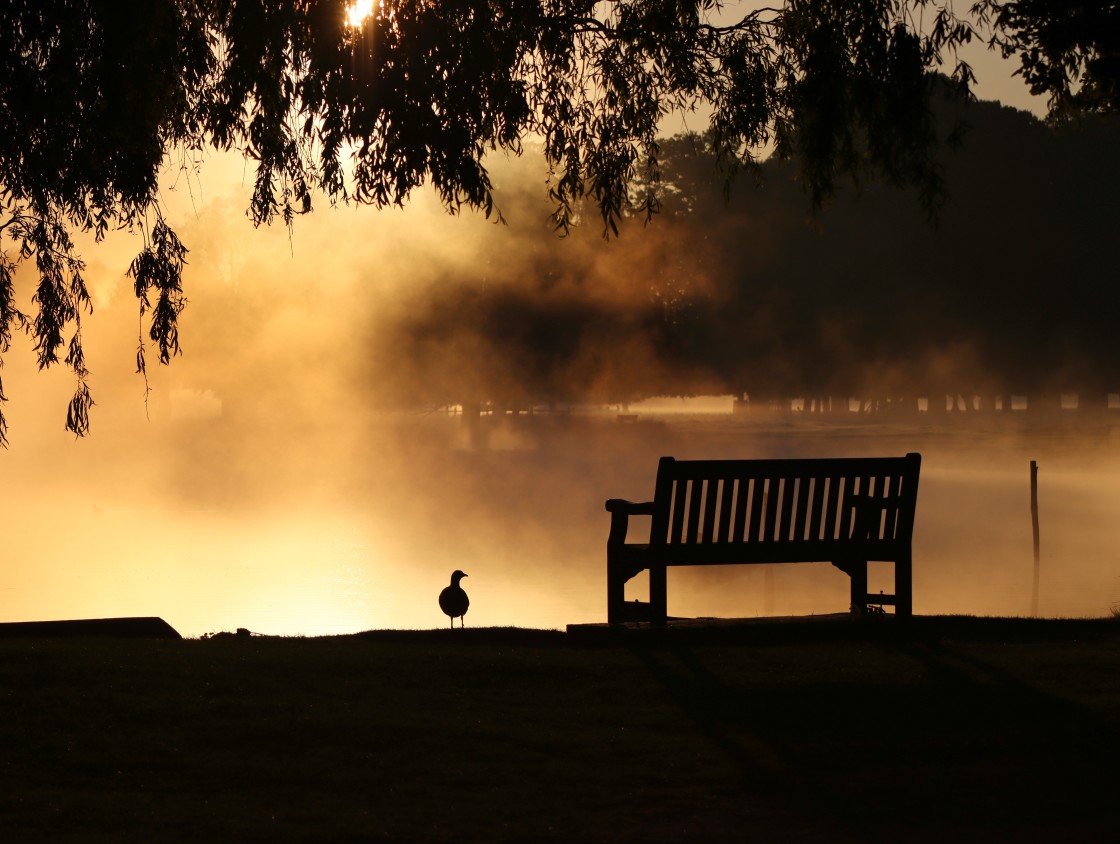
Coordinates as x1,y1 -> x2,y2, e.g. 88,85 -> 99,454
643,538 -> 910,565
717,477 -> 736,543
670,476 -> 687,544
792,476 -> 812,542
732,477 -> 750,543
702,478 -> 719,543
764,477 -> 779,542
686,479 -> 703,543
882,474 -> 897,539
840,474 -> 861,539
665,455 -> 914,478
808,476 -> 826,541
777,476 -> 794,543
748,476 -> 766,542
823,473 -> 842,541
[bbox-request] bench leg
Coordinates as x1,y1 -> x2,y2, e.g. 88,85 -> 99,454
895,554 -> 913,619
650,565 -> 667,626
848,559 -> 868,615
607,559 -> 626,624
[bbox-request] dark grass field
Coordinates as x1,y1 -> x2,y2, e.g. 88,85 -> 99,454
2,617 -> 1119,842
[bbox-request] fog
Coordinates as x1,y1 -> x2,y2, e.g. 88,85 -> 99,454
3,96 -> 1119,635
5,385 -> 1120,636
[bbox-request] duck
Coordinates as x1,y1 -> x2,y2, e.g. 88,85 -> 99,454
439,570 -> 469,628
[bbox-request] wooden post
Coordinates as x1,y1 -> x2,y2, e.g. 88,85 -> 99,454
1030,460 -> 1040,617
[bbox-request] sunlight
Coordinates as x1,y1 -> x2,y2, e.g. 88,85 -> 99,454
346,0 -> 375,28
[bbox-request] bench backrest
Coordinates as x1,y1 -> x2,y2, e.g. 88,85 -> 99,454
648,453 -> 921,565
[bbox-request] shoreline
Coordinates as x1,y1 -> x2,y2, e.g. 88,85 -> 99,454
4,613 -> 1117,644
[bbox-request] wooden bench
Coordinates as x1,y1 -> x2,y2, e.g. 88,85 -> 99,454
605,453 -> 921,624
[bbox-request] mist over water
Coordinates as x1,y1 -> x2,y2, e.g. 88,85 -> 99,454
393,409 -> 1120,629
5,399 -> 1120,636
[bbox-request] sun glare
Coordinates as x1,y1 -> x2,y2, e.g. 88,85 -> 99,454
346,0 -> 375,28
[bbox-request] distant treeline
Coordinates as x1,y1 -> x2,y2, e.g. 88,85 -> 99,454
369,89 -> 1120,408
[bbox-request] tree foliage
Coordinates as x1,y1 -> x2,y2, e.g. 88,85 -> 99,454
974,1 -> 1120,116
0,0 -> 1112,443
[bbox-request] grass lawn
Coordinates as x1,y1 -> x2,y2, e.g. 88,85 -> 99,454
2,618 -> 1119,841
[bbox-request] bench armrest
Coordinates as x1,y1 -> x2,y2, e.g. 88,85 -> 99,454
605,499 -> 656,545
605,499 -> 656,515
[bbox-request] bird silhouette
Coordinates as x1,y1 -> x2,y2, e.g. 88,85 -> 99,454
439,570 -> 469,628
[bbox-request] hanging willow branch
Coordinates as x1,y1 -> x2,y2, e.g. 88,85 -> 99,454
129,219 -> 189,378
0,1 -> 1112,443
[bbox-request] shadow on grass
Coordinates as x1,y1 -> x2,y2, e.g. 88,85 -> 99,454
2,617 -> 1118,841
630,628 -> 1120,842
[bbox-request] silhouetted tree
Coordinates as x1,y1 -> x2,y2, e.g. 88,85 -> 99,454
0,1 -> 1113,442
974,1 -> 1120,117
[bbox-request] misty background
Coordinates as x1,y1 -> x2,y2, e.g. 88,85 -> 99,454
2,92 -> 1119,635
